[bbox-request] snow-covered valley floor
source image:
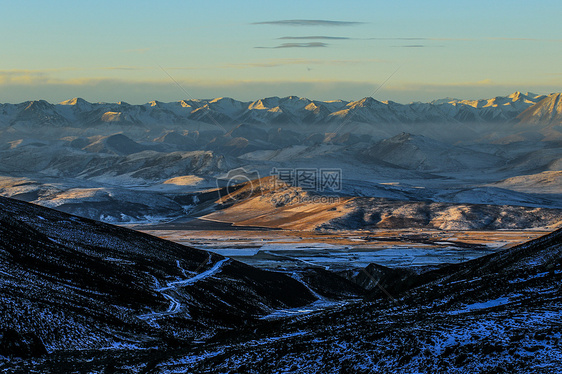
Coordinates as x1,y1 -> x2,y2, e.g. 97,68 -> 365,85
138,227 -> 548,271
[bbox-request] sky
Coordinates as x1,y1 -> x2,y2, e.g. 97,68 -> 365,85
1,0 -> 561,104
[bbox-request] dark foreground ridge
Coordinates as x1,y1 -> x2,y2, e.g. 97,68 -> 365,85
0,196 -> 316,355
0,196 -> 561,373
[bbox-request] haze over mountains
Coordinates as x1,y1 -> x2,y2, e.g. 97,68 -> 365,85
0,92 -> 560,227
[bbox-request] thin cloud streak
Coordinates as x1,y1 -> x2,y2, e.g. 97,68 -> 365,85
225,58 -> 387,69
100,66 -> 149,71
390,79 -> 495,91
487,37 -> 562,42
368,36 -> 562,43
255,42 -> 328,49
368,37 -> 474,41
0,66 -> 152,75
391,44 -> 445,48
0,68 -> 81,75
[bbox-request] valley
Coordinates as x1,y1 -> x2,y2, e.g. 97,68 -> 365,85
1,196 -> 560,373
0,92 -> 561,373
138,224 -> 549,271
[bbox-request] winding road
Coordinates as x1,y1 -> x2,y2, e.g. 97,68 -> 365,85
157,258 -> 230,292
137,258 -> 230,325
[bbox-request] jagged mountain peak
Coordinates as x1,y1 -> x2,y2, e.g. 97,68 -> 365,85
249,97 -> 281,110
508,91 -> 525,100
304,102 -> 320,110
177,99 -> 194,108
147,100 -> 164,107
207,97 -> 247,112
209,97 -> 228,103
23,100 -> 52,110
430,97 -> 460,105
347,96 -> 382,108
59,97 -> 90,106
208,97 -> 247,106
517,92 -> 562,125
281,95 -> 301,101
507,91 -> 545,100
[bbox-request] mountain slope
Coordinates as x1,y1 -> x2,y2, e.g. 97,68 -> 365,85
0,196 -> 317,353
1,198 -> 561,372
517,93 -> 562,125
200,177 -> 562,231
361,132 -> 502,171
141,228 -> 562,373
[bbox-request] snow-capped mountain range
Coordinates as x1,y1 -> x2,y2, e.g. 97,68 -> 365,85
0,92 -> 560,225
0,91 -> 557,129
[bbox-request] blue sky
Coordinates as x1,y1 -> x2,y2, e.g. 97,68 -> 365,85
1,0 -> 561,103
